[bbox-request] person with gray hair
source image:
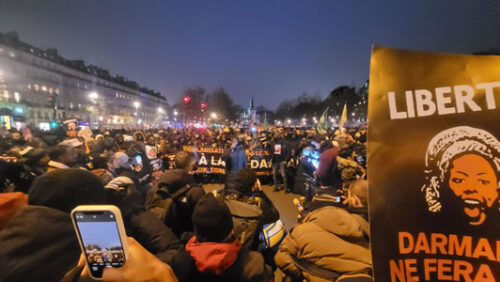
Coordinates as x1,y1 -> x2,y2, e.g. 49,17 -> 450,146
422,126 -> 499,227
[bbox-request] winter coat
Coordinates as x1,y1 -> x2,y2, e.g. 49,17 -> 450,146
180,236 -> 273,282
0,206 -> 81,282
275,206 -> 372,281
0,192 -> 28,230
271,139 -> 291,163
146,169 -> 205,238
316,146 -> 341,188
226,145 -> 248,173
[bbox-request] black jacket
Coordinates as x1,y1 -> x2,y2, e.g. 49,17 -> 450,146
0,206 -> 81,282
146,169 -> 205,238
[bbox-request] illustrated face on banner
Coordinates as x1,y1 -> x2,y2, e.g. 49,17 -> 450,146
449,154 -> 497,225
423,126 -> 500,226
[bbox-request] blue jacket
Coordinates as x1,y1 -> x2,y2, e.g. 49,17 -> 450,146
227,146 -> 247,173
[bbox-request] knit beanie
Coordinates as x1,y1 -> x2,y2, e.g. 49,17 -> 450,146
29,168 -> 107,213
192,193 -> 233,242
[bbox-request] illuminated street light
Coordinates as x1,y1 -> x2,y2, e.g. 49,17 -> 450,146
157,107 -> 164,113
286,119 -> 291,125
133,101 -> 140,109
211,112 -> 217,119
89,92 -> 98,100
98,116 -> 103,121
173,110 -> 178,116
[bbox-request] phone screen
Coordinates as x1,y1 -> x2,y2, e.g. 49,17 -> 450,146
73,211 -> 126,279
135,155 -> 142,166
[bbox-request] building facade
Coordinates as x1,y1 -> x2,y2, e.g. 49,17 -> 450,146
0,32 -> 169,130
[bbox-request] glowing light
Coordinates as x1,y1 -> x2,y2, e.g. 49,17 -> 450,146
211,112 -> 217,119
89,92 -> 98,99
133,101 -> 140,109
14,92 -> 20,102
183,96 -> 191,104
157,107 -> 164,113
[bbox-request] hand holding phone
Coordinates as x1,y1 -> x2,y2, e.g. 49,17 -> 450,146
102,237 -> 178,282
71,205 -> 128,280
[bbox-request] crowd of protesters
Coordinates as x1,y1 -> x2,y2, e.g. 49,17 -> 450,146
0,123 -> 370,282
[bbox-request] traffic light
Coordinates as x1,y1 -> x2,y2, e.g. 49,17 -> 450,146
183,96 -> 191,104
201,102 -> 207,109
47,96 -> 54,107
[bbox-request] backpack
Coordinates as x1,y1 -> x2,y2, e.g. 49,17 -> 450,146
146,184 -> 192,229
220,192 -> 263,249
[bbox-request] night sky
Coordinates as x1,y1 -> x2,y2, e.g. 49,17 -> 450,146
1,0 -> 499,108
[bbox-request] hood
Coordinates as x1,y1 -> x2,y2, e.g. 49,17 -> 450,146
304,206 -> 369,239
185,236 -> 241,275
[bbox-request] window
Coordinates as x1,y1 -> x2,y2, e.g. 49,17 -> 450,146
37,111 -> 41,118
44,112 -> 49,120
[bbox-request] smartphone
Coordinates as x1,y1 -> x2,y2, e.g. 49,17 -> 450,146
71,205 -> 129,280
135,155 -> 142,166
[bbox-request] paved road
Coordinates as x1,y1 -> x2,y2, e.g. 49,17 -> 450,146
203,184 -> 299,231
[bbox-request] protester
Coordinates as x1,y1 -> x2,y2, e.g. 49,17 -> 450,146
218,168 -> 280,250
275,180 -> 371,281
47,144 -> 77,171
271,132 -> 291,191
0,169 -> 107,281
179,193 -> 273,281
146,151 -> 205,238
224,136 -> 248,191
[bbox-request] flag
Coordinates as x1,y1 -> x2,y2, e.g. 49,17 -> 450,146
263,113 -> 270,132
339,103 -> 347,129
316,106 -> 329,134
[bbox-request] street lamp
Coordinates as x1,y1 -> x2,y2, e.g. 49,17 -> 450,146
173,110 -> 178,116
157,107 -> 164,114
133,101 -> 140,116
211,112 -> 217,119
89,92 -> 98,100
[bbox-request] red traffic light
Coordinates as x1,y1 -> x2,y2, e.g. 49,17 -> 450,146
183,96 -> 191,104
201,102 -> 207,109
